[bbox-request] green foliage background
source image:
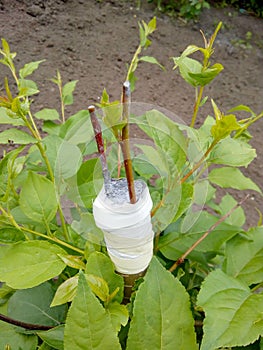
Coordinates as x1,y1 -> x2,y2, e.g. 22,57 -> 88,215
148,0 -> 263,18
0,16 -> 262,350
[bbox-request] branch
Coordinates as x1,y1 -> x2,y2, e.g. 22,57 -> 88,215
180,140 -> 216,184
20,226 -> 84,255
0,313 -> 55,331
88,105 -> 111,195
191,86 -> 204,128
121,81 -> 136,204
169,194 -> 249,272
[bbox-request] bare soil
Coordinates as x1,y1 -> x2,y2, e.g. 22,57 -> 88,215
0,0 -> 262,227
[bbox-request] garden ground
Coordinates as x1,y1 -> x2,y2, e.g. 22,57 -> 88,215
0,0 -> 262,227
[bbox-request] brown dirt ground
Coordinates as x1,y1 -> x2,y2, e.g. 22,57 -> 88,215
0,0 -> 262,228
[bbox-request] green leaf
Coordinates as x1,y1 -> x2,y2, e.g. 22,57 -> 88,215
66,176 -> 103,208
200,95 -> 208,107
193,179 -> 215,206
58,254 -> 86,270
0,283 -> 14,302
224,226 -> 263,285
217,193 -> 246,227
179,44 -> 200,58
152,183 -> 194,233
210,137 -> 256,167
59,110 -> 93,145
0,146 -> 25,197
189,63 -> 223,86
172,56 -> 203,87
209,167 -> 261,193
42,120 -> 61,135
18,78 -> 39,96
172,182 -> 194,222
139,22 -> 146,46
211,114 -> 240,140
35,108 -> 60,121
211,98 -> 222,121
51,276 -> 78,307
100,88 -> 109,104
77,158 -> 99,185
85,252 -> 124,303
133,157 -> 158,180
0,321 -> 37,350
0,241 -> 67,289
8,282 -> 67,326
159,211 -> 241,261
10,97 -> 25,114
136,144 -> 170,179
0,39 -> 16,71
10,206 -> 41,226
101,102 -> 124,131
19,172 -> 58,223
1,38 -> 11,54
139,56 -> 164,69
0,227 -> 25,244
0,107 -> 25,125
127,257 -> 198,350
85,273 -> 110,302
51,273 -> 111,306
37,325 -> 65,350
0,129 -> 37,144
19,60 -> 45,79
4,76 -> 13,101
71,212 -> 104,244
147,16 -> 156,33
38,342 -> 53,350
106,302 -> 129,333
62,80 -> 78,105
128,71 -> 137,92
228,104 -> 255,115
197,269 -> 263,350
44,135 -> 83,181
64,272 -> 121,350
135,109 -> 187,171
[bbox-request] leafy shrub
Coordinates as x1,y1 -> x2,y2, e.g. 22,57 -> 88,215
219,0 -> 263,16
0,18 -> 263,350
147,0 -> 210,19
148,0 -> 263,18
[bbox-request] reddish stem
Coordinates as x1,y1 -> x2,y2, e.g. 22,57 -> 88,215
121,81 -> 136,204
0,313 -> 54,331
169,194 -> 249,272
180,141 -> 216,184
88,105 -> 111,194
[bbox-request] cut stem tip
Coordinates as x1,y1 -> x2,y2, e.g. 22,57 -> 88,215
88,105 -> 111,195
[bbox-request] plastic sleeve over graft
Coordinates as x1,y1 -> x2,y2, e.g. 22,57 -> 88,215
93,180 -> 154,274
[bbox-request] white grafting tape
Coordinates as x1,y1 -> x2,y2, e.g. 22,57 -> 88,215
93,181 -> 154,274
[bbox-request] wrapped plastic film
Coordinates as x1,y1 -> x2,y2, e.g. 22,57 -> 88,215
93,181 -> 154,274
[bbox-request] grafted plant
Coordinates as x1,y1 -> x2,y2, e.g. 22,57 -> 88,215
0,18 -> 262,350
